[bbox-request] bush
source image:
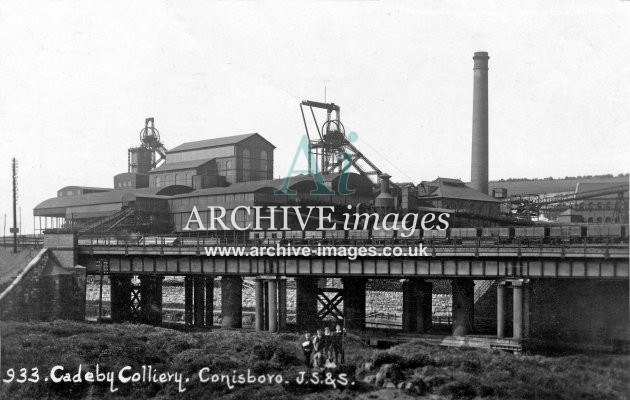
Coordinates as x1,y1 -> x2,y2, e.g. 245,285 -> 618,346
372,352 -> 405,368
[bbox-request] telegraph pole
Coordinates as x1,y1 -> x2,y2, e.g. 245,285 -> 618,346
11,158 -> 18,253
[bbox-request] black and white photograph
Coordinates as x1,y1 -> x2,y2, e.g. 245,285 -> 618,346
1,1 -> 629,399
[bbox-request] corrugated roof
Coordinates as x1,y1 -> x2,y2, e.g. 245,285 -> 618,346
167,133 -> 275,153
34,186 -> 192,212
149,159 -> 215,173
170,173 -> 373,198
171,175 -> 314,197
418,178 -> 500,203
58,186 -> 112,192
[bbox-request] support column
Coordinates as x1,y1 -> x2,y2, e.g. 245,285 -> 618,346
523,284 -> 530,338
497,283 -> 506,338
402,280 -> 417,332
193,276 -> 205,327
513,283 -> 523,340
184,276 -> 193,326
255,278 -> 264,331
278,278 -> 287,331
343,277 -> 366,331
402,278 -> 433,333
205,276 -> 214,327
417,280 -> 433,332
221,276 -> 242,328
140,275 -> 163,325
110,275 -> 132,322
452,278 -> 475,336
296,277 -> 318,331
268,279 -> 278,332
263,281 -> 269,330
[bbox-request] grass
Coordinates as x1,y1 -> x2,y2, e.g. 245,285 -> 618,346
1,321 -> 629,399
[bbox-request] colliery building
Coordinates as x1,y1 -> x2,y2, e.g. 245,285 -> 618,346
33,129 -> 389,233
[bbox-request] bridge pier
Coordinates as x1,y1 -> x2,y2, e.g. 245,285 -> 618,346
221,276 -> 242,328
278,278 -> 287,331
253,277 -> 287,332
184,276 -> 193,325
296,277 -> 318,331
402,278 -> 433,333
139,275 -> 163,325
452,278 -> 475,336
193,276 -> 205,327
513,283 -> 523,339
343,277 -> 366,331
523,284 -> 530,338
255,278 -> 264,331
110,275 -> 132,322
268,279 -> 278,332
497,279 -> 531,340
497,283 -> 506,338
263,280 -> 270,330
205,276 -> 214,327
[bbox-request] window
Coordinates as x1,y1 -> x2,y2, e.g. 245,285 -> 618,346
260,150 -> 268,176
242,149 -> 250,169
596,217 -> 602,223
243,149 -> 251,181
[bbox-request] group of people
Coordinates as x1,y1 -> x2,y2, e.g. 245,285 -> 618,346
300,325 -> 346,369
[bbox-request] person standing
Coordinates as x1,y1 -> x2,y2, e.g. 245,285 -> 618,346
312,329 -> 324,368
301,332 -> 313,368
323,326 -> 333,360
332,324 -> 346,363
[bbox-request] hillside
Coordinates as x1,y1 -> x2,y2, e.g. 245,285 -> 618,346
488,175 -> 629,196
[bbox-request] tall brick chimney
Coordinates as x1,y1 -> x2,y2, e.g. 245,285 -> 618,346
471,51 -> 489,194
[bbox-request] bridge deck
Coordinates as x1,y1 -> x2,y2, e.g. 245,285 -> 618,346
77,242 -> 629,279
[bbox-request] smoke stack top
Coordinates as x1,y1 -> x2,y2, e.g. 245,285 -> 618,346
375,174 -> 395,209
471,51 -> 489,195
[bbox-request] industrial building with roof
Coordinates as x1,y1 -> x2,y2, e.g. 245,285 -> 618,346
557,182 -> 629,224
33,124 -> 502,234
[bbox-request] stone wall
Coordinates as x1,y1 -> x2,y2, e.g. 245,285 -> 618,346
0,248 -> 86,321
529,278 -> 629,344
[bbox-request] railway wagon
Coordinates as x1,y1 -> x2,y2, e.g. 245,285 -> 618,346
138,236 -> 179,246
347,230 -> 370,241
282,230 -> 304,244
249,230 -> 282,245
397,228 -> 421,242
304,230 -> 324,243
549,225 -> 584,244
179,236 -> 222,246
450,228 -> 479,243
422,228 -> 447,242
372,229 -> 396,243
481,227 -> 513,244
586,224 -> 625,242
514,226 -> 549,243
324,230 -> 347,243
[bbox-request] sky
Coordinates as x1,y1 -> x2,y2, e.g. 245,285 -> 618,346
1,0 -> 629,234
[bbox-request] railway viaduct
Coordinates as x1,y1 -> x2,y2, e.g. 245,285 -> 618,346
7,230 -> 629,348
3,231 -> 624,352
